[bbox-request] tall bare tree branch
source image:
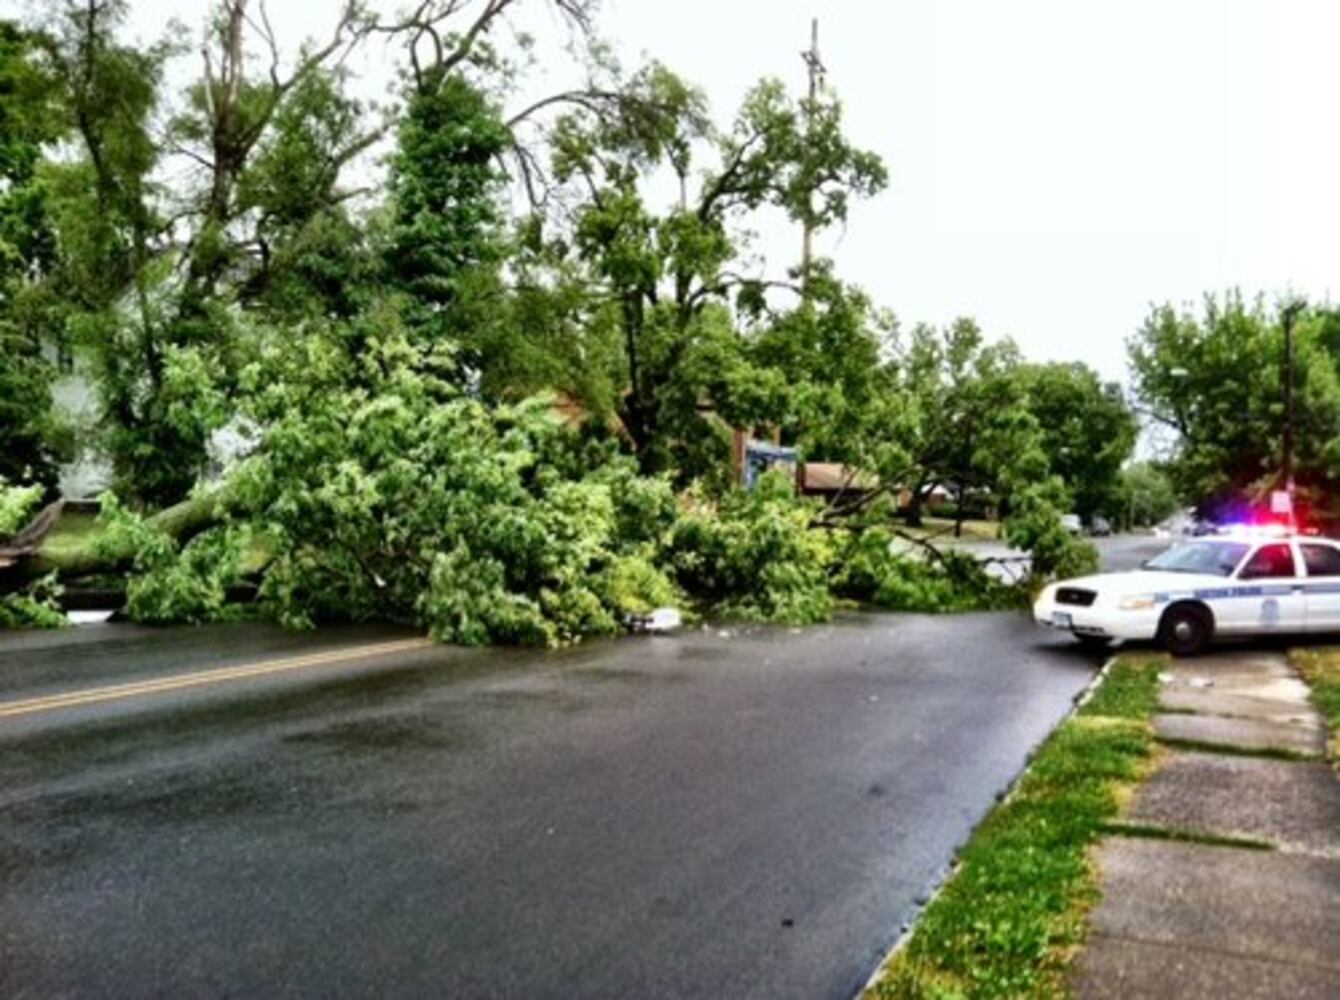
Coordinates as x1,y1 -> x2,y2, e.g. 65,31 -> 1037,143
371,0 -> 596,92
184,0 -> 365,299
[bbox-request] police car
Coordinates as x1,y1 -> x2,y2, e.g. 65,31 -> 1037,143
1033,530 -> 1340,655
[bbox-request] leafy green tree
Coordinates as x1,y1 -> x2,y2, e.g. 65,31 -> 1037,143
1017,361 -> 1136,522
384,68 -> 510,368
832,526 -> 1018,612
892,318 -> 1043,532
170,1 -> 367,316
209,302 -> 682,645
522,64 -> 886,475
232,65 -> 380,321
33,0 -> 372,506
1128,292 -> 1340,519
0,20 -> 69,489
94,492 -> 252,624
0,477 -> 65,628
38,0 -> 200,505
1003,476 -> 1098,581
0,477 -> 44,536
669,471 -> 832,623
748,265 -> 907,474
1116,461 -> 1179,529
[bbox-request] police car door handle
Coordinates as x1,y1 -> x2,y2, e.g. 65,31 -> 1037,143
1291,585 -> 1306,594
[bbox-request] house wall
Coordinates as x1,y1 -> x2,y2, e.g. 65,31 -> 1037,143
47,363 -> 252,499
50,369 -> 111,500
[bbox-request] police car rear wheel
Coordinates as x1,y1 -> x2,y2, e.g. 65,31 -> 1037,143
1158,604 -> 1212,656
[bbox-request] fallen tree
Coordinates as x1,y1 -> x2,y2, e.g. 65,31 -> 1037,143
0,499 -> 65,570
1,490 -> 224,584
1,313 -> 1094,639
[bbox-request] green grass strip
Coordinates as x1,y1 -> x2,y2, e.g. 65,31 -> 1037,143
866,656 -> 1162,1000
1289,648 -> 1340,770
35,509 -> 104,560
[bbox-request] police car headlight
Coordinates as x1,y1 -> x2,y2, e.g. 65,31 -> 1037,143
1118,594 -> 1156,611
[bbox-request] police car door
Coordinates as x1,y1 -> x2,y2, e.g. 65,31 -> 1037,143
1299,541 -> 1340,633
1222,542 -> 1306,634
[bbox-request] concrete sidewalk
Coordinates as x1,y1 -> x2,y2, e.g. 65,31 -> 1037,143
1073,651 -> 1340,999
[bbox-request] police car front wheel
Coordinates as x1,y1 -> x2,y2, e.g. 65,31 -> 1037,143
1158,603 -> 1213,656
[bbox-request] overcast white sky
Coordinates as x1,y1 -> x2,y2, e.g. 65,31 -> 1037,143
597,0 -> 1340,383
32,0 -> 1340,383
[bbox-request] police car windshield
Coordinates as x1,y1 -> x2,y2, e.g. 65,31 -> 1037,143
1143,541 -> 1250,577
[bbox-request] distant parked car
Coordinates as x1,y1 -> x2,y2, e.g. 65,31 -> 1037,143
1060,513 -> 1083,534
1089,516 -> 1112,537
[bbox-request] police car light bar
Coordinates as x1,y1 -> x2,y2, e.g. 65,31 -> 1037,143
1216,521 -> 1291,539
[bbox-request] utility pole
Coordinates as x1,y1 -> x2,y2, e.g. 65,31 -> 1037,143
800,18 -> 825,276
1281,299 -> 1305,509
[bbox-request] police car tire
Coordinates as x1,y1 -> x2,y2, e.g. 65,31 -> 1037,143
1158,603 -> 1212,656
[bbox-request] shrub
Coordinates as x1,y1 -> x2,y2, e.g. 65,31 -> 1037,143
0,477 -> 43,537
669,472 -> 833,624
600,553 -> 682,617
0,572 -> 67,629
1005,478 -> 1099,582
1,479 -> 67,629
95,494 -> 250,624
217,314 -> 689,646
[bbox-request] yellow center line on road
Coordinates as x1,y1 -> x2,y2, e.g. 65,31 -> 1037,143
0,637 -> 434,720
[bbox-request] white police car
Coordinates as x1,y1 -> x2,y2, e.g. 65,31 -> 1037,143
1033,531 -> 1340,655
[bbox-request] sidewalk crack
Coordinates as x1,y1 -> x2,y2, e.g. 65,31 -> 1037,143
1090,929 -> 1340,975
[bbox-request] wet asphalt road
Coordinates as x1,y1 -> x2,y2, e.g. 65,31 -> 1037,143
0,538 -> 1162,999
945,530 -> 1169,577
1093,532 -> 1170,572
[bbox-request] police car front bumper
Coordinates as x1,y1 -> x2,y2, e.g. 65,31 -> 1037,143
1031,593 -> 1160,642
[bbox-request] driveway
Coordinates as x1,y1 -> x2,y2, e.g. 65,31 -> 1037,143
0,613 -> 1099,999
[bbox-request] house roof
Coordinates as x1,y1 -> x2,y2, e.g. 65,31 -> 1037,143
803,463 -> 877,492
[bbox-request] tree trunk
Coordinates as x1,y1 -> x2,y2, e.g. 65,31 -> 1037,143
0,490 -> 225,590
904,479 -> 927,528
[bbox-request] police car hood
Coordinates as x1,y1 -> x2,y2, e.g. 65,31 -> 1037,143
1056,570 -> 1231,596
